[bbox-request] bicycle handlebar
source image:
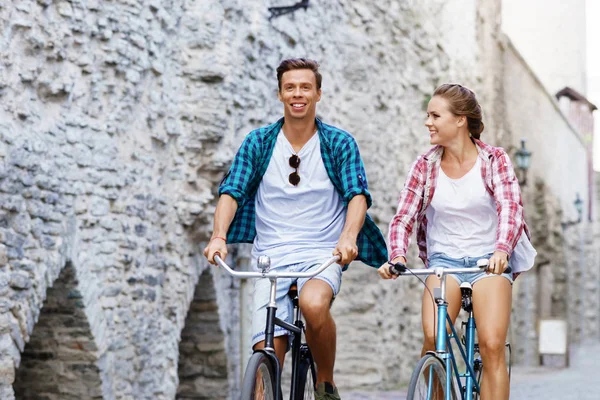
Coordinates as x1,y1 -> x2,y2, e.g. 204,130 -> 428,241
214,254 -> 341,279
389,258 -> 512,277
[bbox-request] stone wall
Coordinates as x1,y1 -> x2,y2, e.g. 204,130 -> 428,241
0,0 -> 233,398
0,0 -> 597,399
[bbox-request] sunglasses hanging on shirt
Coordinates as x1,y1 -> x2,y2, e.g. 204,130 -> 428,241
288,154 -> 301,186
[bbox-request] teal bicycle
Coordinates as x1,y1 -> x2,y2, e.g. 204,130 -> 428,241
389,259 -> 512,400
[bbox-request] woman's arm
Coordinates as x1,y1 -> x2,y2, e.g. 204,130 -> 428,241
491,149 -> 524,257
388,157 -> 426,261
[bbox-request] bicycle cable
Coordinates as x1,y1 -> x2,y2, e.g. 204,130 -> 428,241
389,262 -> 438,347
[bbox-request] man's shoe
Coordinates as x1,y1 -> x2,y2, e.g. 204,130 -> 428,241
314,382 -> 341,400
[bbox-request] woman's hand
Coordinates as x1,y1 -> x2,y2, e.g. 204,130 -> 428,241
487,251 -> 509,275
378,256 -> 407,280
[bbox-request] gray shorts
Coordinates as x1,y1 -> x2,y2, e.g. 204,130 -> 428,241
251,259 -> 342,348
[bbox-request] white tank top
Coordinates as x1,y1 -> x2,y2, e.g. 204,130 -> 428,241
251,130 -> 346,269
425,157 -> 498,259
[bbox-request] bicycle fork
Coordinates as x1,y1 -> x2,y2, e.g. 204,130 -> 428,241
265,277 -> 304,400
432,274 -> 453,400
264,278 -> 283,400
435,302 -> 454,400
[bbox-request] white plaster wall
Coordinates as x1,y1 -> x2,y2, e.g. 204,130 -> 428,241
504,42 -> 589,218
502,0 -> 588,95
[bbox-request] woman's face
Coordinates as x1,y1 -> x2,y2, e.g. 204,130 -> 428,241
425,96 -> 466,146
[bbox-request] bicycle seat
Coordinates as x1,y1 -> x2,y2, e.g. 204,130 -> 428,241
460,282 -> 473,292
288,284 -> 298,299
460,282 -> 473,312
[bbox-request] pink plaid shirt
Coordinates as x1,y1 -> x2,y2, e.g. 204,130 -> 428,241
388,139 -> 530,266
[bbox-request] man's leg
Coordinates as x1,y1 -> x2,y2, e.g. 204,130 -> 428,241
251,276 -> 293,369
253,337 -> 289,368
299,279 -> 336,385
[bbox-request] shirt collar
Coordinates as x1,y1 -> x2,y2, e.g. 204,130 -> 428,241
271,117 -> 329,148
424,138 -> 493,164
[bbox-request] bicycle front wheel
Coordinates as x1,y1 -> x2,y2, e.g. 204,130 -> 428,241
407,354 -> 456,400
241,352 -> 277,400
294,357 -> 316,400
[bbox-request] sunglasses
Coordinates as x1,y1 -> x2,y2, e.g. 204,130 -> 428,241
289,154 -> 301,186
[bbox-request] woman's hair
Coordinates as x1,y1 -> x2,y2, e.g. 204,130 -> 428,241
433,84 -> 484,139
276,58 -> 322,92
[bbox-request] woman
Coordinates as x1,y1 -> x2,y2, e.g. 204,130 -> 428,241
380,84 -> 536,400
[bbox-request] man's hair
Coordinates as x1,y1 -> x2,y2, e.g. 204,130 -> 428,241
276,58 -> 322,92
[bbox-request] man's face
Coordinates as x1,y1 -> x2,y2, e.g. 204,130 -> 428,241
278,69 -> 321,121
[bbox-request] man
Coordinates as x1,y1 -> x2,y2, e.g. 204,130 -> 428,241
203,58 -> 387,399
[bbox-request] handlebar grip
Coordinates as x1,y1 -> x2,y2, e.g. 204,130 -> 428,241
388,262 -> 407,276
476,258 -> 512,274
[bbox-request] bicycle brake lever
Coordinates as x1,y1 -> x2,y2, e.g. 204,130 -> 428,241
388,261 -> 407,276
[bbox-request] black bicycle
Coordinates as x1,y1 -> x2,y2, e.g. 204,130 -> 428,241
215,254 -> 340,400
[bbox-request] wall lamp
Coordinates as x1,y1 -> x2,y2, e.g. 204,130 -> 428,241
514,138 -> 532,186
268,0 -> 309,20
561,193 -> 584,229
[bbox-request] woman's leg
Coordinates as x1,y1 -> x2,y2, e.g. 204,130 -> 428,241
472,276 -> 512,400
421,275 -> 462,355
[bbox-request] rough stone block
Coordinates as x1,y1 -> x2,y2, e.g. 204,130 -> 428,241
8,272 -> 31,290
0,245 -> 7,266
0,357 -> 15,385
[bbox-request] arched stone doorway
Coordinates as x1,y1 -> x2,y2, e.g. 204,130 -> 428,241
177,268 -> 228,399
13,263 -> 102,399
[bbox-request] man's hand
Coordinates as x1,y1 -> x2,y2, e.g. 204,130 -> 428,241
487,251 -> 509,275
378,256 -> 406,280
333,234 -> 358,265
203,237 -> 228,265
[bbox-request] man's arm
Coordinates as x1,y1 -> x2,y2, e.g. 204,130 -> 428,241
206,131 -> 258,264
203,194 -> 238,264
334,194 -> 367,265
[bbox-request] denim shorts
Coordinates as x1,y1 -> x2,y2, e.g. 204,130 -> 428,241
428,252 -> 513,286
251,259 -> 343,349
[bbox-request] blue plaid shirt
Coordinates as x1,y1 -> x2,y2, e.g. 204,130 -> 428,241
218,118 -> 388,268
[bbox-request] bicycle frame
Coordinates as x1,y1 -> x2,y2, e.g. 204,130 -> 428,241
396,263 -> 493,400
215,254 -> 339,400
435,273 -> 481,400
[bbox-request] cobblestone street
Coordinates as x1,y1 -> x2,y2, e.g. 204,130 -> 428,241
344,342 -> 600,399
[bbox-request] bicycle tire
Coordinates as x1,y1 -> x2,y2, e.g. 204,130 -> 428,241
294,357 -> 316,400
474,364 -> 483,400
407,354 -> 457,400
241,352 -> 277,400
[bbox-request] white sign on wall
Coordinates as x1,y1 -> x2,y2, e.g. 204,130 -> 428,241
538,319 -> 568,355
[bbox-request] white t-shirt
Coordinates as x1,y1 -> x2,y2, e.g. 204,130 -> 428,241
251,130 -> 346,269
425,157 -> 498,259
